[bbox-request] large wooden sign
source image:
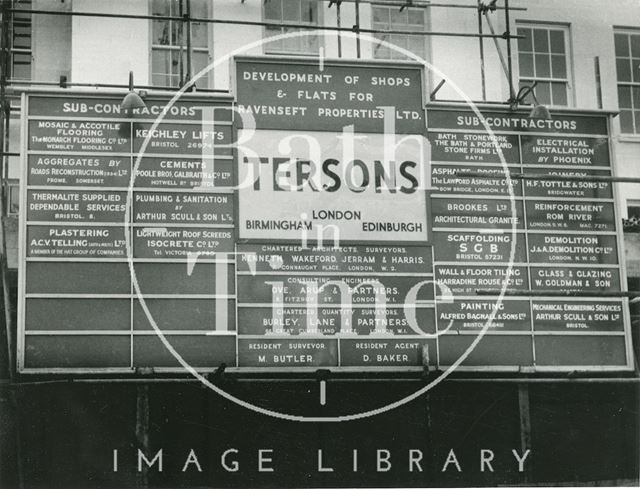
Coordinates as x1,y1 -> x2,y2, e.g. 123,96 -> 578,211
17,59 -> 633,374
233,57 -> 434,370
234,57 -> 430,244
234,58 -> 425,133
429,106 -> 632,369
19,92 -> 237,372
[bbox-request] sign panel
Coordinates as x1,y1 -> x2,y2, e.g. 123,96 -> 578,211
19,92 -> 235,372
232,57 -> 435,370
237,129 -> 429,242
429,106 -> 631,370
235,57 -> 425,133
18,65 -> 633,374
236,243 -> 435,367
27,154 -> 131,187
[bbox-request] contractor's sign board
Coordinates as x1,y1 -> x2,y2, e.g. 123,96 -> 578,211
233,57 -> 434,369
16,57 -> 633,374
19,92 -> 237,372
234,58 -> 425,133
429,106 -> 632,369
234,57 -> 430,244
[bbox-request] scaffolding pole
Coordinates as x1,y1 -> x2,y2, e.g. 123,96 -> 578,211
0,2 -> 24,486
477,2 -> 487,101
8,7 -> 522,40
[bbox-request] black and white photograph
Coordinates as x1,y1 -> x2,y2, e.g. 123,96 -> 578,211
0,0 -> 639,487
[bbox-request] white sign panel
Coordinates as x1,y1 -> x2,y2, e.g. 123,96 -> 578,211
237,129 -> 430,242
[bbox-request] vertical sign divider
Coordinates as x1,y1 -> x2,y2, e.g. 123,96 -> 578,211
431,245 -> 440,371
129,120 -> 134,370
17,92 -> 28,371
520,132 -> 537,369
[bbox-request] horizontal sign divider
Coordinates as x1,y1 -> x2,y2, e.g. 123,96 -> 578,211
437,295 -> 626,301
532,366 -> 635,372
520,164 -> 611,170
28,116 -> 233,126
433,262 -> 620,267
235,271 -> 434,277
131,258 -> 235,263
476,289 -> 638,297
25,222 -> 127,227
430,161 -> 522,166
429,194 -> 615,203
219,367 -> 426,373
525,197 -> 616,203
131,223 -> 235,228
427,128 -> 608,138
26,330 -> 131,335
438,331 -> 626,337
437,331 -> 535,336
27,151 -> 234,160
430,160 -> 612,170
25,222 -> 236,229
528,331 -> 627,336
25,294 -> 237,299
24,331 -> 238,337
456,171 -> 640,184
236,303 -> 435,308
133,330 -> 236,336
433,227 -> 617,235
430,194 -> 522,200
26,186 -> 236,194
25,258 -> 236,263
238,334 -> 428,339
522,230 -> 618,235
19,368 -> 136,374
26,258 -> 128,263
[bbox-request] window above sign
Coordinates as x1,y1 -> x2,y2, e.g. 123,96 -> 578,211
516,23 -> 572,107
624,202 -> 640,233
263,0 -> 321,55
371,5 -> 428,61
9,0 -> 32,81
151,0 -> 210,88
614,29 -> 640,134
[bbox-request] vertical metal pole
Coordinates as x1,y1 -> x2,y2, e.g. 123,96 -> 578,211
336,2 -> 342,58
0,0 -> 14,377
178,0 -> 184,87
0,0 -> 6,186
477,4 -> 486,101
504,0 -> 515,101
355,0 -> 361,58
0,0 -> 6,373
185,0 -> 192,86
136,385 -> 150,489
0,59 -> 14,386
517,384 -> 532,484
0,4 -> 24,488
